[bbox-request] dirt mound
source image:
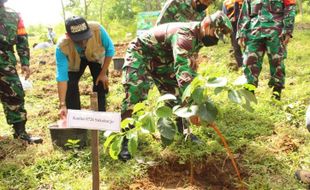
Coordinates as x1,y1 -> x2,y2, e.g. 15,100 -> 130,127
129,156 -> 247,190
114,43 -> 129,58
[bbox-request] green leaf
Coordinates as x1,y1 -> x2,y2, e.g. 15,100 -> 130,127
109,136 -> 123,160
242,99 -> 255,112
156,106 -> 173,118
132,102 -> 145,114
190,76 -> 204,89
243,84 -> 256,91
174,105 -> 199,118
172,105 -> 181,112
160,135 -> 174,147
121,118 -> 134,129
191,87 -> 204,104
128,135 -> 138,156
103,133 -> 117,153
139,113 -> 155,133
238,89 -> 257,104
228,90 -> 242,104
157,94 -> 177,103
206,77 -> 227,87
182,83 -> 192,102
198,101 -> 218,123
157,118 -> 176,140
214,87 -> 224,95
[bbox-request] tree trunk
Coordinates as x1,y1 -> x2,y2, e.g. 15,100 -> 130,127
298,0 -> 303,16
156,0 -> 162,10
84,0 -> 88,19
60,0 -> 66,23
100,0 -> 104,24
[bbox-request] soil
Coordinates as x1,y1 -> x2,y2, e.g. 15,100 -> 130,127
295,23 -> 310,30
114,43 -> 129,58
128,156 -> 247,190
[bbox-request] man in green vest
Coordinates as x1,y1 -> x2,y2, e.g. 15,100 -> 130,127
56,16 -> 115,118
0,0 -> 42,143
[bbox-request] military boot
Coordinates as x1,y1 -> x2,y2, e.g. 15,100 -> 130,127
13,121 -> 43,144
295,170 -> 310,184
118,137 -> 131,162
272,86 -> 282,101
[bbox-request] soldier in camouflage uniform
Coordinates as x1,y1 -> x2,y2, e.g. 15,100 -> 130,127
0,0 -> 42,143
237,0 -> 296,100
156,0 -> 214,25
119,11 -> 232,161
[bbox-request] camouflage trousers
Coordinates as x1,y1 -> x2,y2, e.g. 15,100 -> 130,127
121,48 -> 181,119
0,58 -> 27,125
243,35 -> 285,89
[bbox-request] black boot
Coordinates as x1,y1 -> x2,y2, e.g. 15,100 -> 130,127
272,86 -> 282,101
13,122 -> 43,144
118,138 -> 131,162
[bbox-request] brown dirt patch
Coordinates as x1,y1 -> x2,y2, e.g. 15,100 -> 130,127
114,43 -> 129,58
129,156 -> 247,190
296,23 -> 310,30
272,134 -> 302,153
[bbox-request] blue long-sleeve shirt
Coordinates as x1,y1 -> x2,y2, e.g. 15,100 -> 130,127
55,25 -> 115,82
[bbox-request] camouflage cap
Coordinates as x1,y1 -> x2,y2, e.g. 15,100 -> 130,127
209,11 -> 233,41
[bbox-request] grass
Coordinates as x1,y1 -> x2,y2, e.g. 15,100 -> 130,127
0,26 -> 309,189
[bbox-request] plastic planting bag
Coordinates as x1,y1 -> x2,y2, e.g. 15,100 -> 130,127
19,76 -> 33,90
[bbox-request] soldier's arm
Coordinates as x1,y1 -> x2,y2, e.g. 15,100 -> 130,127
171,34 -> 197,93
236,0 -> 250,40
16,15 -> 30,66
283,0 -> 297,37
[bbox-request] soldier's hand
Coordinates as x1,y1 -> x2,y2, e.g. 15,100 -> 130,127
21,66 -> 31,80
238,38 -> 245,50
282,34 -> 291,46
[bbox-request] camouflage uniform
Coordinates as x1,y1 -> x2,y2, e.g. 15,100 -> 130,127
237,0 -> 296,90
156,0 -> 206,25
0,6 -> 29,125
121,22 -> 203,117
222,0 -> 243,67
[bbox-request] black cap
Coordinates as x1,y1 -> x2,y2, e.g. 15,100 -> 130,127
65,16 -> 92,42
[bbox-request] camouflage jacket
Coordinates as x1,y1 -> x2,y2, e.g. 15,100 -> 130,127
237,0 -> 296,40
156,0 -> 206,25
127,22 -> 204,91
0,6 -> 29,66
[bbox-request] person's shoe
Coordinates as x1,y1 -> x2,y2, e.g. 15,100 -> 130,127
13,131 -> 43,144
184,133 -> 203,144
272,86 -> 282,101
13,122 -> 43,144
295,170 -> 310,184
118,138 -> 131,162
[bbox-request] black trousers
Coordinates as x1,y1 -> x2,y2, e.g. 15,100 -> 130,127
66,57 -> 106,111
231,21 -> 243,67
